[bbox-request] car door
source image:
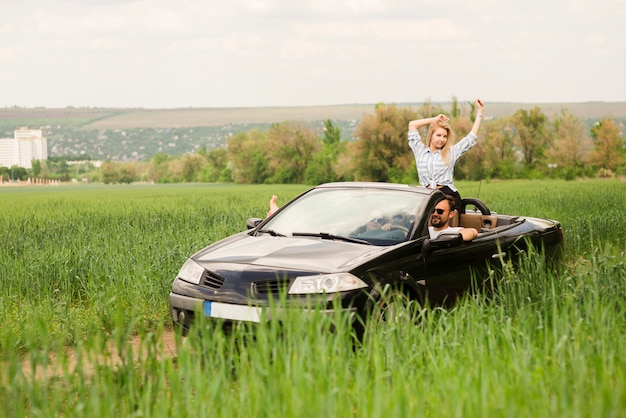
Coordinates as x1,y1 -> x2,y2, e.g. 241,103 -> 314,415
421,235 -> 501,303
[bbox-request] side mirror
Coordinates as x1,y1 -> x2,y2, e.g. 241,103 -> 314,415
246,218 -> 263,230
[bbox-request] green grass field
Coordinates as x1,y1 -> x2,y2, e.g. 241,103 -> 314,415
1,180 -> 625,417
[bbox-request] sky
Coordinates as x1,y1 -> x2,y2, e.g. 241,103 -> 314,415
1,0 -> 625,109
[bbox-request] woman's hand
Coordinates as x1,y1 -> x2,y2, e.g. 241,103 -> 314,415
409,113 -> 449,130
435,114 -> 449,124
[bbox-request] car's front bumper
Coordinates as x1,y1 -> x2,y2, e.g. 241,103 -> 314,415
169,292 -> 360,327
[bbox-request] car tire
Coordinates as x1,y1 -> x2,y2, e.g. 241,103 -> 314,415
373,288 -> 419,325
356,285 -> 422,343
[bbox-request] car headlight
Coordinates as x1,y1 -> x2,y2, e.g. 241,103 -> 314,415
177,259 -> 205,285
288,273 -> 368,294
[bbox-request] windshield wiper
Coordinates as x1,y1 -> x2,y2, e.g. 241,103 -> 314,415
257,229 -> 286,237
292,232 -> 372,245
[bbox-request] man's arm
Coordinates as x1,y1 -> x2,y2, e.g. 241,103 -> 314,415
460,227 -> 478,241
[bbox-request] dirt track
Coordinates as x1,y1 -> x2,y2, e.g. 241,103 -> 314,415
18,329 -> 179,381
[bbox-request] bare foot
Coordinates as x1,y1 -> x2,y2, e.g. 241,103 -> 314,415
267,195 -> 279,217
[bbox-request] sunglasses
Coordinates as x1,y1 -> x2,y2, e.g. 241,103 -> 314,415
371,217 -> 386,224
433,208 -> 447,215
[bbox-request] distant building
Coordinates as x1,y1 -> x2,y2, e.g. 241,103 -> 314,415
0,127 -> 48,169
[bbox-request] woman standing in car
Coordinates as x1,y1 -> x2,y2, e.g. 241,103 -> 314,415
408,99 -> 484,213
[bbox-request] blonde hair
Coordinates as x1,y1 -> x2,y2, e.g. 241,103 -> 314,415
426,118 -> 455,166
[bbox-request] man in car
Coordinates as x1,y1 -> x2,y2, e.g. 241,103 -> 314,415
429,196 -> 478,241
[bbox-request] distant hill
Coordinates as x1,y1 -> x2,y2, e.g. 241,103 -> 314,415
2,102 -> 625,130
1,102 -> 624,162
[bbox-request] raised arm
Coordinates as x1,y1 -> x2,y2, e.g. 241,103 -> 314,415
470,99 -> 485,136
408,114 -> 448,131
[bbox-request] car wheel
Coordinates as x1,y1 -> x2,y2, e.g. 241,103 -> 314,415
367,287 -> 421,333
352,285 -> 423,343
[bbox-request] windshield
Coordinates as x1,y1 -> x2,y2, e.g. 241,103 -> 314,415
260,187 -> 428,245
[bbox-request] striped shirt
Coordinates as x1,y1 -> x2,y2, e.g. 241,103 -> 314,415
408,130 -> 477,192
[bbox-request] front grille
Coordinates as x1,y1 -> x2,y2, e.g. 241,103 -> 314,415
201,271 -> 226,290
254,279 -> 291,295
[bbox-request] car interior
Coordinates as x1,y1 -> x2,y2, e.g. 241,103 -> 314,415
441,197 -> 523,236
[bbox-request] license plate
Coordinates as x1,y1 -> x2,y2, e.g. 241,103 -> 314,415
204,301 -> 262,323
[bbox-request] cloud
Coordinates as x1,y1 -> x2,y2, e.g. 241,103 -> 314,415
1,0 -> 624,107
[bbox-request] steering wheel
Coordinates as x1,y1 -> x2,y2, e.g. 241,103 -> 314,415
389,224 -> 409,233
461,198 -> 491,215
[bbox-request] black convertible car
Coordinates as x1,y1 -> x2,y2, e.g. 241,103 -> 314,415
169,182 -> 563,333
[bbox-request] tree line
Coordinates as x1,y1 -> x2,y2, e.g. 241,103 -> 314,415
3,100 -> 625,184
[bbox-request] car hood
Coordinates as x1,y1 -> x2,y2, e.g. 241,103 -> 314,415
193,234 -> 388,273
